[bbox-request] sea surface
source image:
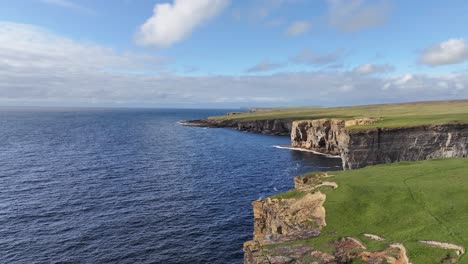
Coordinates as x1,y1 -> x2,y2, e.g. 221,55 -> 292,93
0,108 -> 341,264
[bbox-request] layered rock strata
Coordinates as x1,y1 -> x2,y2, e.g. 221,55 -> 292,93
185,117 -> 468,169
291,120 -> 468,169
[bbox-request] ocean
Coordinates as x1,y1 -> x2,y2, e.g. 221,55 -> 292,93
0,108 -> 341,264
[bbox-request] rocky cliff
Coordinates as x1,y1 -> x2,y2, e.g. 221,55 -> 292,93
243,172 -> 412,264
184,118 -> 292,135
291,119 -> 468,169
185,117 -> 468,169
290,119 -> 348,156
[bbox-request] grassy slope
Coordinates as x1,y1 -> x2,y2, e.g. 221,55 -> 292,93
280,158 -> 468,263
210,100 -> 468,130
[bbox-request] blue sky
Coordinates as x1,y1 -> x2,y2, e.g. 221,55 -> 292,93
1,0 -> 468,107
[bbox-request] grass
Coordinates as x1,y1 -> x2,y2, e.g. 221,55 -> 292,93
209,99 -> 468,130
270,189 -> 305,199
271,158 -> 468,263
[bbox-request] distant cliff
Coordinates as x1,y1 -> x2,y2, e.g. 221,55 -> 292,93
291,119 -> 468,169
184,117 -> 468,169
183,118 -> 292,135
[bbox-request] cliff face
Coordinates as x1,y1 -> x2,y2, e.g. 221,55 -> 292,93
290,120 -> 468,169
342,124 -> 468,169
290,119 -> 348,156
243,173 -> 412,264
184,118 -> 292,135
187,117 -> 468,169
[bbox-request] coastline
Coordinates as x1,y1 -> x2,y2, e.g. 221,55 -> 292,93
183,109 -> 468,263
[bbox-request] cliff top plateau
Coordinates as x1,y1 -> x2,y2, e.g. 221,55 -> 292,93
209,99 -> 468,130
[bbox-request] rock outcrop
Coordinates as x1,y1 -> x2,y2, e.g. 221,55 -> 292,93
183,118 -> 292,135
291,119 -> 468,169
243,173 -> 412,264
290,119 -> 348,156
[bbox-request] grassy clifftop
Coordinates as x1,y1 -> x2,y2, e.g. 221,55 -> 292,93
211,99 -> 468,129
274,158 -> 468,263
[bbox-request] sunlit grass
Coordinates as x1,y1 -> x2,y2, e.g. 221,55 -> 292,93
270,158 -> 468,263
210,100 -> 468,129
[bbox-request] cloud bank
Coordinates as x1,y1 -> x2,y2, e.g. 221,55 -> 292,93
1,21 -> 467,107
136,0 -> 229,47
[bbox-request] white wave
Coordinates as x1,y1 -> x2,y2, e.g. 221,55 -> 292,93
177,120 -> 198,126
273,145 -> 342,158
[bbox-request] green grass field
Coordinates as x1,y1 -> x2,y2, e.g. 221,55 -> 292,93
211,100 -> 468,130
274,158 -> 468,263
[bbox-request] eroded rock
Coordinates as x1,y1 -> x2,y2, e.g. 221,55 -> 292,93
252,191 -> 326,242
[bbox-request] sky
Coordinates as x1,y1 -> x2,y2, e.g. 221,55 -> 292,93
1,0 -> 468,108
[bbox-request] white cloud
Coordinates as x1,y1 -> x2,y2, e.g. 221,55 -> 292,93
136,0 -> 229,47
0,22 -> 163,71
394,73 -> 414,85
327,0 -> 391,32
382,73 -> 418,90
420,38 -> 468,66
286,21 -> 311,36
353,63 -> 394,74
1,21 -> 468,108
247,61 -> 282,72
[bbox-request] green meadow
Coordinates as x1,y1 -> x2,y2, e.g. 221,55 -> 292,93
210,100 -> 468,130
271,158 -> 468,263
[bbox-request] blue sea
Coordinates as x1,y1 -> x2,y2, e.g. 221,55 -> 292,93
0,108 -> 341,264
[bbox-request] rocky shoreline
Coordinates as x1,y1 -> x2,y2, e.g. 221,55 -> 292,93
183,115 -> 468,263
183,117 -> 468,170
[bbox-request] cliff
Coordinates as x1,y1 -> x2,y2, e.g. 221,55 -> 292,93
243,160 -> 468,263
291,119 -> 468,169
183,118 -> 292,135
243,172 -> 414,264
185,116 -> 468,169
